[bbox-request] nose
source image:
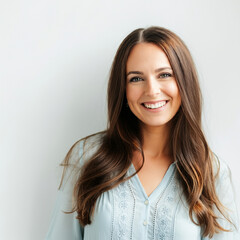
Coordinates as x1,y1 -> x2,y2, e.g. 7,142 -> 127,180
145,77 -> 161,97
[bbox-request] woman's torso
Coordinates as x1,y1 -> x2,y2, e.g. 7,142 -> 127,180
46,133 -> 238,240
83,161 -> 202,240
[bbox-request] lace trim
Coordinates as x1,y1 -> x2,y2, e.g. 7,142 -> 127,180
152,171 -> 179,240
111,181 -> 136,240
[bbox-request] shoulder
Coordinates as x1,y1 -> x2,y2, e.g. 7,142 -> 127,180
212,155 -> 232,186
66,131 -> 106,167
211,155 -> 240,233
82,131 -> 105,160
211,155 -> 236,211
59,131 -> 106,190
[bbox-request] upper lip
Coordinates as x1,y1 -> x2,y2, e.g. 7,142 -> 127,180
141,100 -> 169,104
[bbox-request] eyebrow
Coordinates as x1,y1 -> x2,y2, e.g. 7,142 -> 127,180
126,67 -> 172,76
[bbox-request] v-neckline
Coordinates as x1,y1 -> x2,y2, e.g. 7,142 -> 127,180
128,162 -> 176,201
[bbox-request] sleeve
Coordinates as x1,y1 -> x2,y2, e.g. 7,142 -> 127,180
45,140 -> 84,240
202,160 -> 240,240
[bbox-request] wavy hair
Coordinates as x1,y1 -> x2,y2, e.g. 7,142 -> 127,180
60,26 -> 232,238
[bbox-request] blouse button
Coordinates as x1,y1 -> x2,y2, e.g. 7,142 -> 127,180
144,200 -> 149,205
143,220 -> 148,226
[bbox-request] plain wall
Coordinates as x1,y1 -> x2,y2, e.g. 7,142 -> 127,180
1,0 -> 239,239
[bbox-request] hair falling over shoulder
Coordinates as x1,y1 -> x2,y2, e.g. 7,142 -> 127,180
59,26 -> 234,238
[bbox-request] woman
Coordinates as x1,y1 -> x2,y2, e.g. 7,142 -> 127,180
46,27 -> 239,239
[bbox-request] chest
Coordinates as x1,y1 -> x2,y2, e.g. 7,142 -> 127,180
136,161 -> 171,197
83,165 -> 202,240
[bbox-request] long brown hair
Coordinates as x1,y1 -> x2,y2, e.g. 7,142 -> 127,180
60,26 -> 232,238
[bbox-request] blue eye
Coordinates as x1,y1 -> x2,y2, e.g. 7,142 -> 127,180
129,77 -> 143,82
160,73 -> 172,78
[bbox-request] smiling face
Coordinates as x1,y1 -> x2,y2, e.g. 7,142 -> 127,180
126,43 -> 181,129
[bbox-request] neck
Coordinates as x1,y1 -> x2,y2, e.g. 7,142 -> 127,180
140,122 -> 172,160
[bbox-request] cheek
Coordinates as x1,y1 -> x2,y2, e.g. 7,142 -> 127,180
126,86 -> 142,103
172,85 -> 181,107
167,82 -> 180,100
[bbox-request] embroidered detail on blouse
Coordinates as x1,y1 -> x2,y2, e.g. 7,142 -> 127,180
111,192 -> 115,240
127,182 -> 136,240
111,181 -> 136,240
151,170 -> 180,240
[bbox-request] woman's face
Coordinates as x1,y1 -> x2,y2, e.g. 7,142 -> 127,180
126,42 -> 181,128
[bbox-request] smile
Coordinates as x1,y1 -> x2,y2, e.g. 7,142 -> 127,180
142,100 -> 168,109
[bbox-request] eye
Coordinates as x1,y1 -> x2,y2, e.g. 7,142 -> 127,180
129,77 -> 143,82
159,73 -> 172,78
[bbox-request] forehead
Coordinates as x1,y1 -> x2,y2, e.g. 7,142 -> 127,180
126,43 -> 171,72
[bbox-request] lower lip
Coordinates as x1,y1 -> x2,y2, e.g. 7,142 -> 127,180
141,101 -> 169,112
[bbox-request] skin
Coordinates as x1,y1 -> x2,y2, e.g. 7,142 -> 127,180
126,43 -> 181,196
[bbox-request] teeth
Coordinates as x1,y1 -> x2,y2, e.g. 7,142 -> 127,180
143,101 -> 167,109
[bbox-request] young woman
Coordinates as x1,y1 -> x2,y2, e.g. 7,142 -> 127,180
46,27 -> 239,240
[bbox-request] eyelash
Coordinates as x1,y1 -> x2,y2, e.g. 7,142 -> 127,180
129,77 -> 143,82
129,73 -> 172,82
159,73 -> 172,78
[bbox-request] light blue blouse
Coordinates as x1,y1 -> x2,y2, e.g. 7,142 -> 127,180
46,134 -> 239,240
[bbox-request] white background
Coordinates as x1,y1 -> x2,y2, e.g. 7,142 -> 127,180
1,0 -> 240,239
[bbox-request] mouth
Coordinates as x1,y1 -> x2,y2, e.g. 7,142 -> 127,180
141,100 -> 169,109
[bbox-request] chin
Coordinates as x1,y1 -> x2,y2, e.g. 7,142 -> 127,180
140,119 -> 171,128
